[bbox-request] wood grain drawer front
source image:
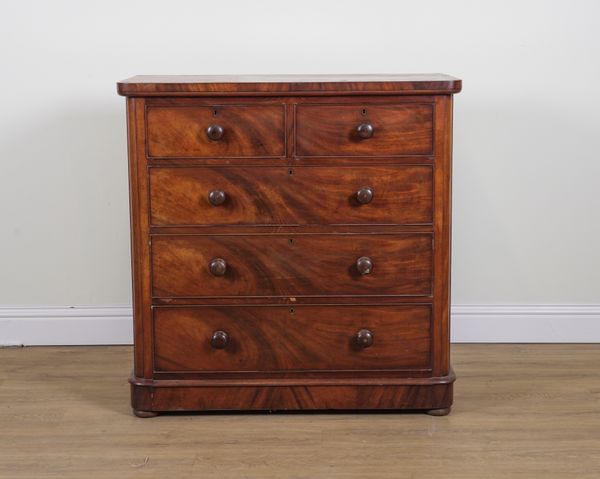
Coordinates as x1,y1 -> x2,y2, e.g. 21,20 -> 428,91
149,165 -> 433,226
146,105 -> 286,158
295,104 -> 433,157
152,234 -> 432,298
153,305 -> 431,372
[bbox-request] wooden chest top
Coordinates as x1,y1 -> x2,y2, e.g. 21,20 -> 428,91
117,74 -> 461,96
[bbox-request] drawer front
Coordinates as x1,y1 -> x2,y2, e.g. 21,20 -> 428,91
152,234 -> 432,297
146,105 -> 286,158
295,104 -> 433,157
153,305 -> 431,372
149,165 -> 433,226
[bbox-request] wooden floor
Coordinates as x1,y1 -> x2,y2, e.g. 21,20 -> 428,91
1,345 -> 599,478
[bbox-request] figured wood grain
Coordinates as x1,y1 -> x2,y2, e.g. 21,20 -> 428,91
146,104 -> 285,158
432,95 -> 453,376
295,103 -> 433,157
117,74 -> 462,96
127,98 -> 154,379
151,233 -> 433,298
153,305 -> 431,372
132,381 -> 453,412
149,165 -> 433,226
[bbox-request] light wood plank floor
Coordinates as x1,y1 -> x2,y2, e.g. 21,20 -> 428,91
1,345 -> 599,478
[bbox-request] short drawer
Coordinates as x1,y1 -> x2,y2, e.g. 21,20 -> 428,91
146,104 -> 286,158
295,103 -> 433,157
149,165 -> 433,226
151,233 -> 432,297
153,305 -> 431,372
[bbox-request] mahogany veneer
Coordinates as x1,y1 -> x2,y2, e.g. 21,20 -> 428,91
154,305 -> 432,373
149,165 -> 433,226
151,234 -> 433,298
118,74 -> 461,416
147,104 -> 285,158
295,103 -> 434,157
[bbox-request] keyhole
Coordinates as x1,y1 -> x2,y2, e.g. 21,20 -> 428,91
288,238 -> 294,245
361,108 -> 367,116
213,109 -> 218,116
290,308 -> 295,314
288,169 -> 294,175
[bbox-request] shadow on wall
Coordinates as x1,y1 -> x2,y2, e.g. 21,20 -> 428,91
1,101 -> 133,305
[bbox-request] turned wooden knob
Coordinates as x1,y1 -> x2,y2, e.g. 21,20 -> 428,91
356,186 -> 374,204
356,256 -> 373,275
208,189 -> 226,206
206,124 -> 225,141
209,258 -> 227,276
210,330 -> 229,349
356,122 -> 374,139
355,329 -> 374,348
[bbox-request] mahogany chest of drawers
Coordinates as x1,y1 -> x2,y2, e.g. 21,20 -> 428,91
117,74 -> 461,417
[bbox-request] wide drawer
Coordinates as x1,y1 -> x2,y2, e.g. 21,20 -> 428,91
151,233 -> 432,297
153,305 -> 432,372
149,165 -> 433,226
146,104 -> 286,158
295,103 -> 433,157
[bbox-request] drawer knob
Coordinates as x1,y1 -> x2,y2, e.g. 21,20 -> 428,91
209,258 -> 227,276
356,186 -> 374,204
208,189 -> 227,206
355,329 -> 374,348
206,124 -> 225,141
356,122 -> 374,139
356,256 -> 373,275
210,330 -> 229,349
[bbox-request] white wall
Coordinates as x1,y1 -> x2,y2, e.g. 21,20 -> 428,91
1,1 -> 599,342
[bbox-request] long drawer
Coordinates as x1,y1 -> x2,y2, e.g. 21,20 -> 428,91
151,233 -> 433,298
153,305 -> 432,372
149,165 -> 433,226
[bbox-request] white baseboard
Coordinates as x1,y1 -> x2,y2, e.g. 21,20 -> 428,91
0,304 -> 599,346
450,305 -> 600,342
0,306 -> 133,346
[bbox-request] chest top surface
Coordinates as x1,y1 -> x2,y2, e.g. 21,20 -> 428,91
117,74 -> 461,96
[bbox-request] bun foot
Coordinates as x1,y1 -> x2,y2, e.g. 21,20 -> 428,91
133,409 -> 158,418
426,407 -> 451,416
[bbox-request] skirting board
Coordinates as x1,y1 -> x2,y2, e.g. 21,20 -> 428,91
0,305 -> 599,346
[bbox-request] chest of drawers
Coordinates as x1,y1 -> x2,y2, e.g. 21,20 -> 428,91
117,74 -> 461,417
